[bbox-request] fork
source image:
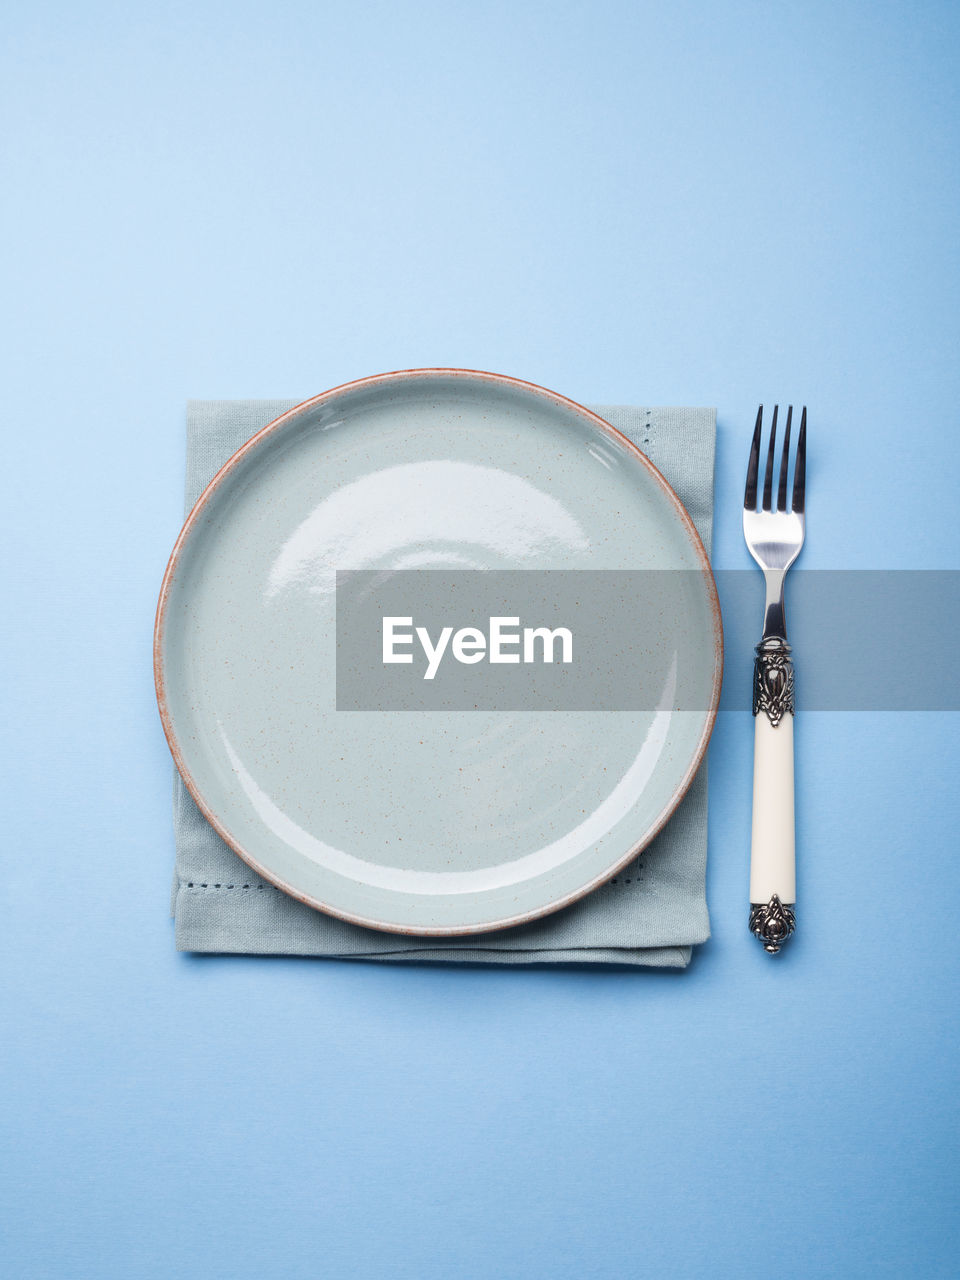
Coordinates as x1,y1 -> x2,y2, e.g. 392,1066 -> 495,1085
743,404 -> 806,954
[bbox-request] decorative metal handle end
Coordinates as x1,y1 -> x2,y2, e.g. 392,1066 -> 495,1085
749,895 -> 796,954
753,637 -> 795,726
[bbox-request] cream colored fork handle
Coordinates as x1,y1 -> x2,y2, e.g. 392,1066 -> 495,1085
750,712 -> 796,903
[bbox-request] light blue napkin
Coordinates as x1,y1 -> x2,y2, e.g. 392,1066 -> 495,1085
172,401 -> 716,966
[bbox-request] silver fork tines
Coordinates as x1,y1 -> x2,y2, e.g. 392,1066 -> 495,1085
743,404 -> 806,640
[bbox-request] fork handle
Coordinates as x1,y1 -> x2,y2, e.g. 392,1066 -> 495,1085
749,637 -> 796,954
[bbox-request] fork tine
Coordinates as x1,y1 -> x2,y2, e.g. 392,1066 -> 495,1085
776,405 -> 793,511
792,406 -> 806,513
761,404 -> 778,511
744,405 -> 762,509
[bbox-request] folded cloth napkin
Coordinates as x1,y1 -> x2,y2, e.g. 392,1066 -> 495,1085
172,399 -> 716,966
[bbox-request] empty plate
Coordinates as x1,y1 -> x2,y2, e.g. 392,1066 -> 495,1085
154,370 -> 722,934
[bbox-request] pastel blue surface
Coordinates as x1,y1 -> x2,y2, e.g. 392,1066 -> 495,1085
2,2 -> 958,1277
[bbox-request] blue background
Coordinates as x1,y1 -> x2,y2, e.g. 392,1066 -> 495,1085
3,2 -> 959,1277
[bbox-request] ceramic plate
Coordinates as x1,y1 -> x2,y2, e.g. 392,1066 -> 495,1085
154,370 -> 722,935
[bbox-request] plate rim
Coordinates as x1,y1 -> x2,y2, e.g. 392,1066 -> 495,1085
154,367 -> 724,936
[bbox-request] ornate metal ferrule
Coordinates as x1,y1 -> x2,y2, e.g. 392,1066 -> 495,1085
753,636 -> 795,726
749,895 -> 796,954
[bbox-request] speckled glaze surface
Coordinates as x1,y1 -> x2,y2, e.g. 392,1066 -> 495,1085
154,370 -> 722,935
